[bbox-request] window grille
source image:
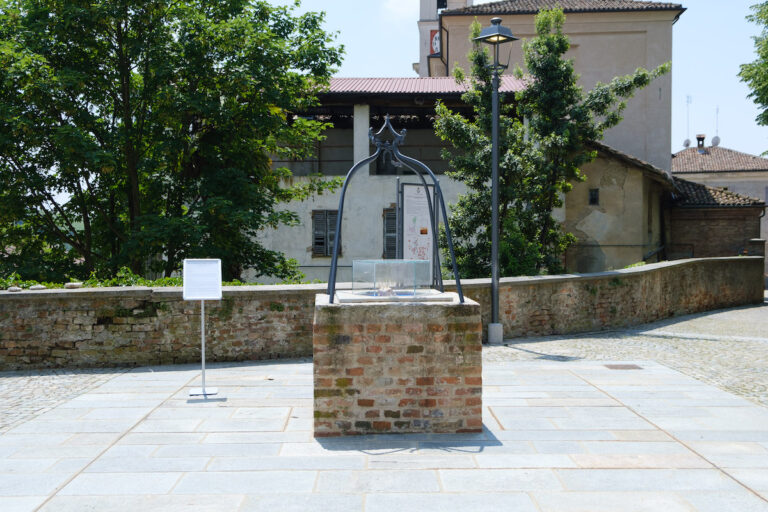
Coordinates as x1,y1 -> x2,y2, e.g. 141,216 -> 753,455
383,208 -> 397,259
312,210 -> 339,257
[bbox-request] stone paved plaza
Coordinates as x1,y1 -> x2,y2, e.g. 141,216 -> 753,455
1,296 -> 768,511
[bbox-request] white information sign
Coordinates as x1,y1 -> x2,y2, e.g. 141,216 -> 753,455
402,184 -> 434,263
182,259 -> 221,397
183,259 -> 222,301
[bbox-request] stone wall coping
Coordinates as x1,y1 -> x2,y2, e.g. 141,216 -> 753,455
0,286 -> 156,300
0,257 -> 760,301
0,281 -> 359,301
314,291 -> 478,308
448,256 -> 763,289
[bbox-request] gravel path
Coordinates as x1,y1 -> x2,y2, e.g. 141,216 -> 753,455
0,368 -> 126,433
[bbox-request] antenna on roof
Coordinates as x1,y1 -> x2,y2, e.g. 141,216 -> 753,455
712,106 -> 721,146
683,94 -> 692,149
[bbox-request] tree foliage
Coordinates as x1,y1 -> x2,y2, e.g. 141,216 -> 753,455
435,8 -> 669,277
0,0 -> 342,281
740,1 -> 768,134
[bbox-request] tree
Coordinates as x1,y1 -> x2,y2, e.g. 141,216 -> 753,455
740,2 -> 768,134
0,0 -> 342,281
435,8 -> 669,277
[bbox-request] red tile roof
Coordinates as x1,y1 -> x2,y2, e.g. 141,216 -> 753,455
672,177 -> 764,208
327,76 -> 526,95
671,146 -> 768,173
444,0 -> 684,15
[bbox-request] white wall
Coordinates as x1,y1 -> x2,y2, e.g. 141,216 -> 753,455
255,174 -> 467,283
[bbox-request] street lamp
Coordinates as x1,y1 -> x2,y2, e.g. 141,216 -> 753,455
475,17 -> 517,344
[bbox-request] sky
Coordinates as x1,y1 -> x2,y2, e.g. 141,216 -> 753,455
274,0 -> 768,157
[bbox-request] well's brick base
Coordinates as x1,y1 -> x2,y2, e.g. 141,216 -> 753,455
312,293 -> 482,437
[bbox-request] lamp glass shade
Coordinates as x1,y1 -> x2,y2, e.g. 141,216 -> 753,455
474,18 -> 517,45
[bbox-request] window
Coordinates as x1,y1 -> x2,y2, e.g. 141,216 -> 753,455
312,210 -> 339,257
383,208 -> 397,259
588,188 -> 599,205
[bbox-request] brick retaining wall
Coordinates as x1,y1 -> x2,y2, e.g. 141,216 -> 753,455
0,257 -> 762,369
0,285 -> 324,369
446,256 -> 765,338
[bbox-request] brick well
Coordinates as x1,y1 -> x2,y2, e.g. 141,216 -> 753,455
312,293 -> 482,437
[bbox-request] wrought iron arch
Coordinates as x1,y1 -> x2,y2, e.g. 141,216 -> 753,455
327,116 -> 464,303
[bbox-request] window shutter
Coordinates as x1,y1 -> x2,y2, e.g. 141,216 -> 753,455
327,210 -> 338,256
383,208 -> 397,259
312,210 -> 327,256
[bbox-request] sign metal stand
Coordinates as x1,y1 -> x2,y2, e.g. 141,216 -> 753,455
183,259 -> 222,397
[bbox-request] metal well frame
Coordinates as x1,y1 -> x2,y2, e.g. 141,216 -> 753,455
326,116 -> 464,304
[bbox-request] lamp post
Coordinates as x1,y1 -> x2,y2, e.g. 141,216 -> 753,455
474,17 -> 517,344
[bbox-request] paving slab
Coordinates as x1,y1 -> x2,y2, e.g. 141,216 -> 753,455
0,359 -> 765,510
2,299 -> 768,511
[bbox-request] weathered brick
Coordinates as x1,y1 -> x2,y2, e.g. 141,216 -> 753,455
335,378 -> 353,388
315,389 -> 342,398
404,323 -> 423,333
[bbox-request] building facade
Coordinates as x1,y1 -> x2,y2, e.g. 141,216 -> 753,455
417,0 -> 685,171
257,78 -> 674,282
564,142 -> 671,273
671,135 -> 768,272
254,1 -> 767,284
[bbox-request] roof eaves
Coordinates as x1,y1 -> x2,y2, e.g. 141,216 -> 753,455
588,140 -> 673,186
672,169 -> 768,174
442,8 -> 684,15
441,2 -> 685,16
673,204 -> 766,209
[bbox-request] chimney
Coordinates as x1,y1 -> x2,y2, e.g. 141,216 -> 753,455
696,133 -> 707,155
